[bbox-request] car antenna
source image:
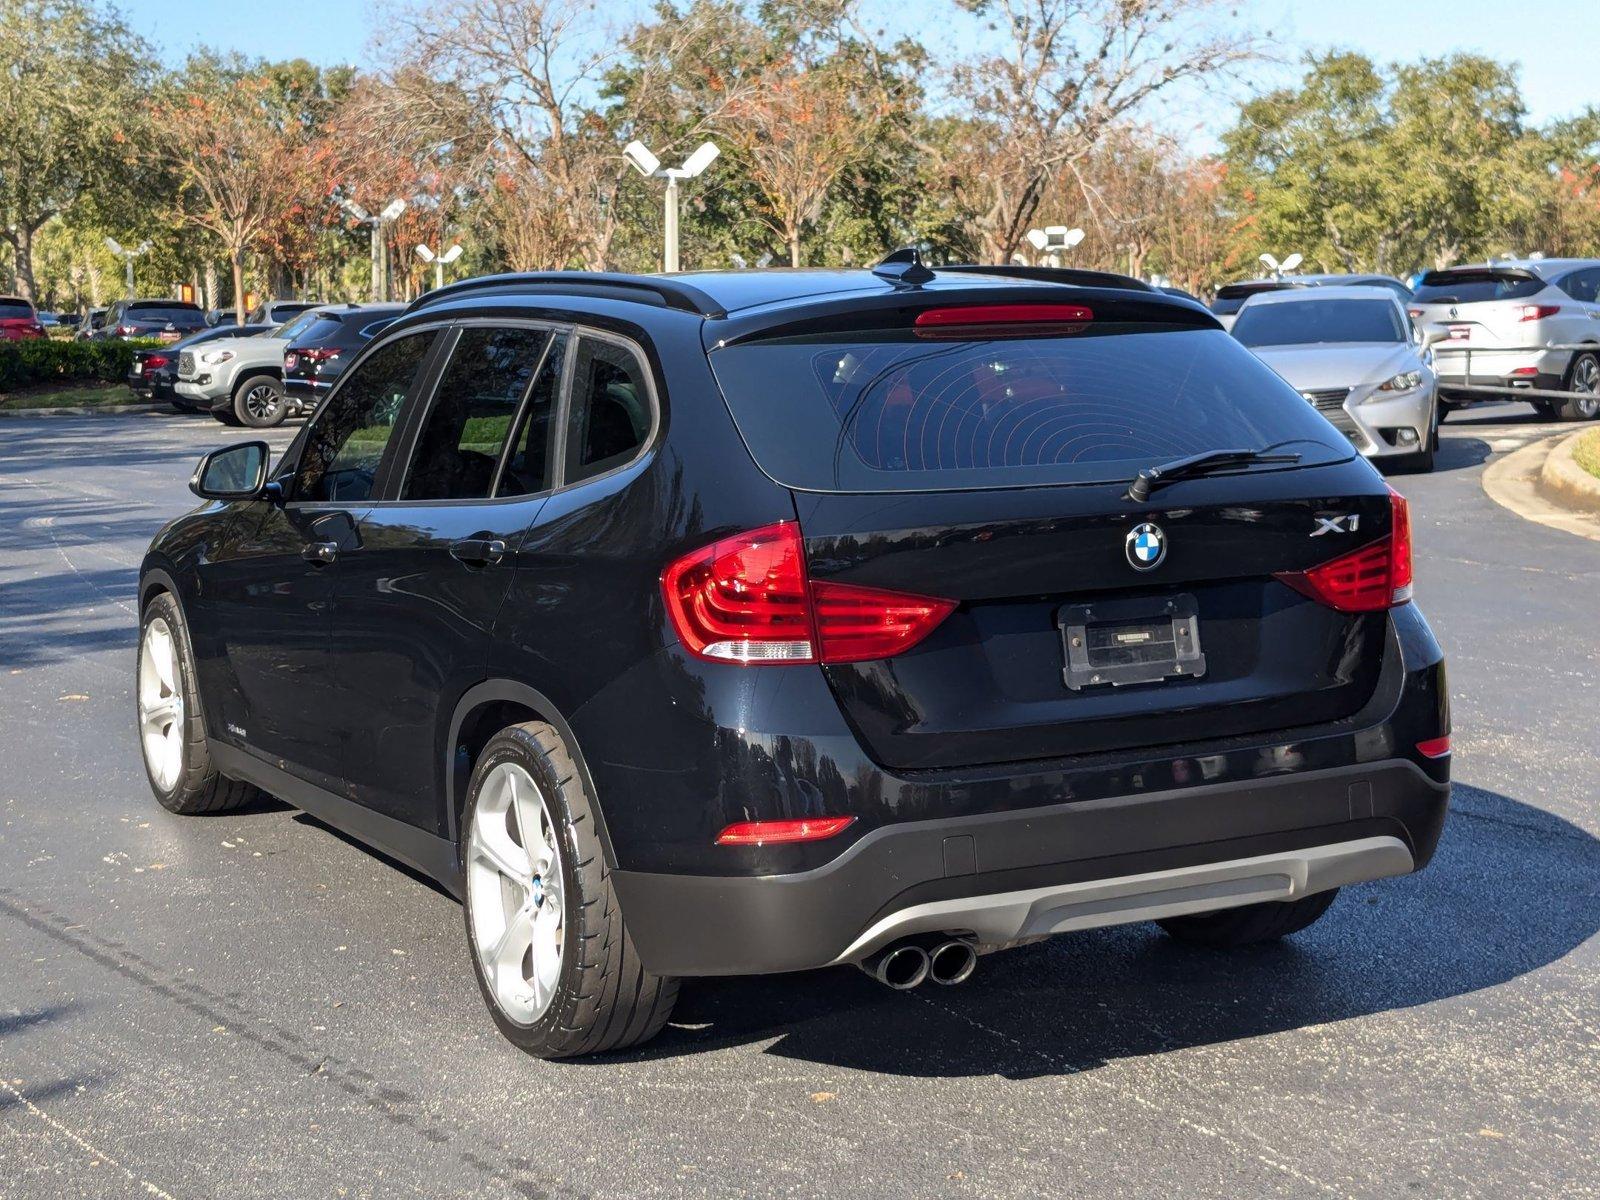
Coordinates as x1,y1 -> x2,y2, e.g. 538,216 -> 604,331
873,246 -> 935,288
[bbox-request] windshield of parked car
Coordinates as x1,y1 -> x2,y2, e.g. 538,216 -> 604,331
1232,298 -> 1406,347
1412,270 -> 1543,304
710,324 -> 1348,493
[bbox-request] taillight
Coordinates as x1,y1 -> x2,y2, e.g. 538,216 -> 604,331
661,521 -> 955,665
299,347 -> 340,363
715,816 -> 856,846
1516,304 -> 1561,322
116,324 -> 137,336
1416,735 -> 1451,759
914,304 -> 1093,337
145,355 -> 169,369
1276,488 -> 1412,612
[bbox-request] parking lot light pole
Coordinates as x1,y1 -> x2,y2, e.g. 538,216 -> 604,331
1258,251 -> 1303,279
623,140 -> 720,273
341,198 -> 408,301
104,237 -> 152,298
1024,226 -> 1084,268
415,243 -> 464,292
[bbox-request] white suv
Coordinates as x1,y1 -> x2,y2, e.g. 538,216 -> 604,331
1410,259 -> 1600,421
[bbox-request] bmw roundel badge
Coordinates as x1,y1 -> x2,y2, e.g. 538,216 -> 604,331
1125,522 -> 1166,571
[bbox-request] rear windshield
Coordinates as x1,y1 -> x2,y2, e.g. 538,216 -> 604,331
126,303 -> 203,323
291,316 -> 348,345
1232,298 -> 1406,347
1413,270 -> 1542,304
0,300 -> 34,319
709,326 -> 1350,493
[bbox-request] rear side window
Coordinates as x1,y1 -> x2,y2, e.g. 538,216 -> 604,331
1233,299 -> 1406,347
1413,270 -> 1543,303
564,337 -> 653,484
499,333 -> 566,496
1557,269 -> 1600,303
709,326 -> 1350,493
401,326 -> 549,501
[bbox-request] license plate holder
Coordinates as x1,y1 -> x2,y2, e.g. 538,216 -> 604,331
1058,593 -> 1205,691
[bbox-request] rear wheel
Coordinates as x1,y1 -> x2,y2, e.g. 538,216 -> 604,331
1558,352 -> 1600,421
138,592 -> 260,815
1157,889 -> 1339,947
233,374 -> 285,428
462,721 -> 677,1058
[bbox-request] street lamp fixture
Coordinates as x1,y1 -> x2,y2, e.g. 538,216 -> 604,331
415,242 -> 464,291
1024,226 -> 1084,268
104,237 -> 152,298
341,197 -> 408,301
624,139 -> 720,273
1258,251 -> 1303,279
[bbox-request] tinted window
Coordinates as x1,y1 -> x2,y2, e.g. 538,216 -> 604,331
499,333 -> 566,497
295,333 -> 435,503
0,299 -> 33,319
1557,269 -> 1600,303
402,327 -> 549,501
272,310 -> 323,341
1413,270 -> 1543,303
127,303 -> 202,322
709,326 -> 1349,494
1232,299 -> 1406,347
292,316 -> 347,345
564,337 -> 652,483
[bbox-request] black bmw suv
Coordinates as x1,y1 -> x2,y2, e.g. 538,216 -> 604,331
137,258 -> 1450,1058
281,303 -> 405,408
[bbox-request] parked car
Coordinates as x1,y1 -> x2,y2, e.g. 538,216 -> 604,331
1408,259 -> 1600,421
138,259 -> 1449,1059
73,307 -> 108,339
282,303 -> 405,408
92,299 -> 208,343
128,324 -> 274,406
248,299 -> 325,325
1211,274 -> 1412,330
172,309 -> 327,427
0,296 -> 47,341
1232,286 -> 1442,472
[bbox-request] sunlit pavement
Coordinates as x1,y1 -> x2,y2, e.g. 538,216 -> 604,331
1,403 -> 1595,1198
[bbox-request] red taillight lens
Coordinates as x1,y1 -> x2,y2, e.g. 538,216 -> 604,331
116,324 -> 137,335
1516,304 -> 1561,322
715,816 -> 856,846
145,354 -> 169,369
298,347 -> 340,363
1276,489 -> 1412,612
1416,735 -> 1451,759
661,522 -> 955,665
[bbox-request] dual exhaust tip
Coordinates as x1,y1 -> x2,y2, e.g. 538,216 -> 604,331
859,936 -> 977,990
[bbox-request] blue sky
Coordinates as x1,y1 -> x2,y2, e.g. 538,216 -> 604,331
122,0 -> 1600,145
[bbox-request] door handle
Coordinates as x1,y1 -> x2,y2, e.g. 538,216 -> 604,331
302,540 -> 339,565
450,538 -> 507,567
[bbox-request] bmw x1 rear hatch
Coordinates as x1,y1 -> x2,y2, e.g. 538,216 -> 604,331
704,298 -> 1406,770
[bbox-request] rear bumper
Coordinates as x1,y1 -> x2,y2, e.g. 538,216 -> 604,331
611,758 -> 1449,975
1435,347 -> 1570,397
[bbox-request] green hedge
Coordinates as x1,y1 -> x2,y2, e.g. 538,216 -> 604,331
0,337 -> 162,392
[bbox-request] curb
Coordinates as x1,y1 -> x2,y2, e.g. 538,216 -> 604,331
1537,430 -> 1600,513
0,402 -> 168,418
1482,431 -> 1600,543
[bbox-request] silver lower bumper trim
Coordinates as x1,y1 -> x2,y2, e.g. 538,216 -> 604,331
834,835 -> 1414,962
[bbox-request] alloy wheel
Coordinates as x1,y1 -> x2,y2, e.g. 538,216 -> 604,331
466,762 -> 565,1025
1572,355 -> 1599,418
137,616 -> 185,792
244,384 -> 280,422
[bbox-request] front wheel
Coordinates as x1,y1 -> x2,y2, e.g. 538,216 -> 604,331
1558,352 -> 1600,421
462,722 -> 678,1059
233,374 -> 285,428
138,592 -> 260,815
1157,888 -> 1339,947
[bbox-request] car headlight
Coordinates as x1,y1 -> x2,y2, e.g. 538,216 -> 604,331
1376,370 -> 1423,393
200,349 -> 235,365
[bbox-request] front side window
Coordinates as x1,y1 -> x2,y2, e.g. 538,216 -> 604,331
564,337 -> 653,484
401,326 -> 550,501
294,332 -> 436,503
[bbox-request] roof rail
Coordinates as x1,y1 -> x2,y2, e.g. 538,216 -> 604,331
405,271 -> 727,319
937,263 -> 1154,293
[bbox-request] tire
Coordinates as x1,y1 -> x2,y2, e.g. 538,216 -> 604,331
1558,351 -> 1600,421
233,374 -> 286,428
137,592 -> 261,815
1157,888 -> 1339,948
461,721 -> 678,1059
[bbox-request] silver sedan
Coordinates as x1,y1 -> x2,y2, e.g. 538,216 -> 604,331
1232,286 -> 1442,472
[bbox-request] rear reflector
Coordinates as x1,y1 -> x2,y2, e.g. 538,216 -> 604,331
1276,488 -> 1413,612
1416,735 -> 1451,759
661,522 -> 955,665
914,304 -> 1093,333
715,816 -> 856,846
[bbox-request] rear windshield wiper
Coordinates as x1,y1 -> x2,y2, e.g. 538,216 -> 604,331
1126,445 -> 1303,502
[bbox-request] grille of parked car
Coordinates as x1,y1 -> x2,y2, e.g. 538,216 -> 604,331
1300,387 -> 1360,441
178,352 -> 195,376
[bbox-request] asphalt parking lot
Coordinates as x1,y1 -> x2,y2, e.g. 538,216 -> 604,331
1,404 -> 1597,1199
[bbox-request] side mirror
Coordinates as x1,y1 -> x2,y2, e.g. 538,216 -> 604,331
190,441 -> 271,501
